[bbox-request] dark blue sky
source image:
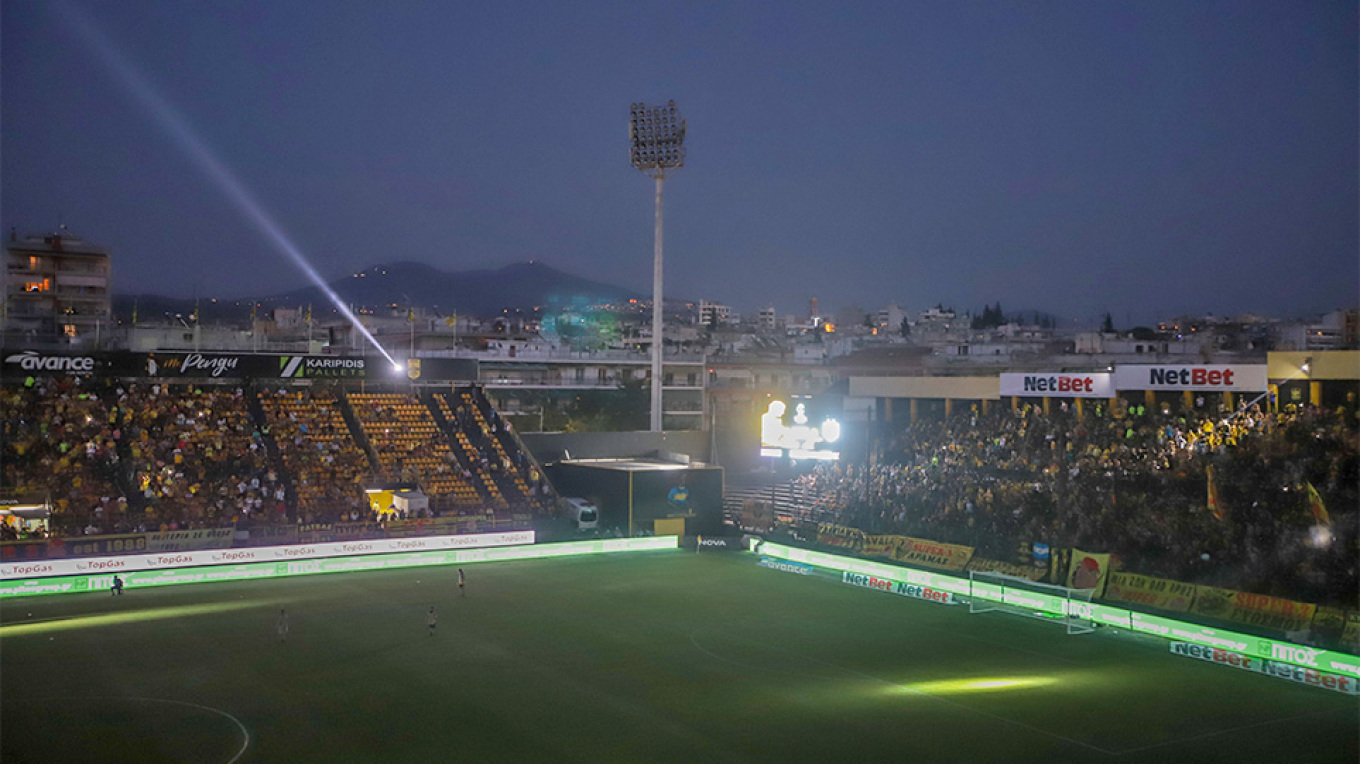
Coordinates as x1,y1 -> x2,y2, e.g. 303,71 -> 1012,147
3,1 -> 1355,326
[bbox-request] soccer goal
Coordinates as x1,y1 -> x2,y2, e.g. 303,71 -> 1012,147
967,569 -> 1096,635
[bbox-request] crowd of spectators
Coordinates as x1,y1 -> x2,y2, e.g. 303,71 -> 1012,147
1,376 -> 124,534
2,378 -> 553,536
797,400 -> 1358,607
260,387 -> 372,523
116,384 -> 287,528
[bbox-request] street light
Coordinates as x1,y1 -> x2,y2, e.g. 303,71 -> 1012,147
629,100 -> 687,432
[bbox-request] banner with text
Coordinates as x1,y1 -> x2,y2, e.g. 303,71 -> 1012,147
816,524 -> 866,553
1114,364 -> 1268,392
1190,585 -> 1318,632
144,528 -> 235,553
889,537 -> 974,571
1105,572 -> 1195,613
967,557 -> 1047,582
1000,373 -> 1114,398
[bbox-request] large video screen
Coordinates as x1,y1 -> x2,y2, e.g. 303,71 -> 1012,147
759,395 -> 842,461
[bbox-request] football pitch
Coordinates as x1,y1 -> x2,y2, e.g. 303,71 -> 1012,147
2,549 -> 1356,763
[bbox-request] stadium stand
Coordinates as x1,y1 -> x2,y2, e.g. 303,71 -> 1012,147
258,387 -> 373,523
777,402 -> 1357,609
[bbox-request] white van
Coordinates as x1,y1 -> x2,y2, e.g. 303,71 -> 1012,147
563,497 -> 599,531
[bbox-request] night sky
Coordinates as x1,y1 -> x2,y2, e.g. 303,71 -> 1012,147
2,1 -> 1355,326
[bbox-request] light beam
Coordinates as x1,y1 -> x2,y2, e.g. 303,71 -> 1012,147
54,3 -> 397,366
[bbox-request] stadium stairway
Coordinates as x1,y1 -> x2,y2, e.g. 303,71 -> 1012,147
722,480 -> 839,527
464,387 -> 542,509
424,390 -> 504,507
244,385 -> 298,520
335,391 -> 381,474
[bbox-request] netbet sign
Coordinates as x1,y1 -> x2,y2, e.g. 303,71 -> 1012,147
1172,643 -> 1357,694
1000,373 -> 1113,398
1115,365 -> 1267,392
842,572 -> 958,605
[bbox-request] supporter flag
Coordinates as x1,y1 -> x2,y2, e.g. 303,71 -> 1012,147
1305,482 -> 1330,528
1206,465 -> 1224,520
1065,549 -> 1111,597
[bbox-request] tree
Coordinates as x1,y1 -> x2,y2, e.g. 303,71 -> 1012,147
1102,313 -> 1115,333
899,317 -> 911,338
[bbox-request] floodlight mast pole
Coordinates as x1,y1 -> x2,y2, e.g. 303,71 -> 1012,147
630,100 -> 686,433
651,173 -> 664,432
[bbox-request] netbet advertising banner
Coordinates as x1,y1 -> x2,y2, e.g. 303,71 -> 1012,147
754,541 -> 1360,685
1169,642 -> 1358,695
1114,364 -> 1267,392
999,373 -> 1113,398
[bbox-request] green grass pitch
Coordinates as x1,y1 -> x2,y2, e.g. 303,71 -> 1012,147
2,549 -> 1356,762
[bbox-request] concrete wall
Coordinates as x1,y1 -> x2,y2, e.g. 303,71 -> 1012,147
519,430 -> 710,465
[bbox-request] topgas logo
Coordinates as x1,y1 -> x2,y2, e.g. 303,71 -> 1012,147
152,555 -> 193,566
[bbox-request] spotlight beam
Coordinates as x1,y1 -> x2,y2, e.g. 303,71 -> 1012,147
54,3 -> 396,365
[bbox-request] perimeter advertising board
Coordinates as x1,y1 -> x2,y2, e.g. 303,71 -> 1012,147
0,536 -> 678,598
0,531 -> 534,580
1114,365 -> 1267,392
754,542 -> 1360,683
1169,642 -> 1358,694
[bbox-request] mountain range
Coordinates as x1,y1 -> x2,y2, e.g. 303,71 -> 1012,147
113,261 -> 646,322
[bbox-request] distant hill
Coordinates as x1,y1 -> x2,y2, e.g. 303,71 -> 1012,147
114,261 -> 645,322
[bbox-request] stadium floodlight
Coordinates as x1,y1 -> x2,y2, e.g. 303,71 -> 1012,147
629,100 -> 687,432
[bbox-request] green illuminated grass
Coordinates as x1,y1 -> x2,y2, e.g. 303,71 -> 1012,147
2,551 -> 1356,763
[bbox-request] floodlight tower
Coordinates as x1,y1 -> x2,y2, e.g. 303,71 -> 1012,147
629,100 -> 686,432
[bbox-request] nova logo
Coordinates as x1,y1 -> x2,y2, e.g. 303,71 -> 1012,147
4,351 -> 95,374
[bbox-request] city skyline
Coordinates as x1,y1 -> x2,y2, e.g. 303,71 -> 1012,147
2,1 -> 1356,328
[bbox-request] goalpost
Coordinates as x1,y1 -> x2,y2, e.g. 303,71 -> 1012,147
967,569 -> 1097,635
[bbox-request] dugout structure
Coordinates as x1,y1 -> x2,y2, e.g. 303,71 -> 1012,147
545,458 -> 724,537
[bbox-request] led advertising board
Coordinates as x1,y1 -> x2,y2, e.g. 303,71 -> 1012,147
755,542 -> 1360,682
0,537 -> 678,598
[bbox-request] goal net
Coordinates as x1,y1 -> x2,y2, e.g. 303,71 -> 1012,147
967,569 -> 1096,635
